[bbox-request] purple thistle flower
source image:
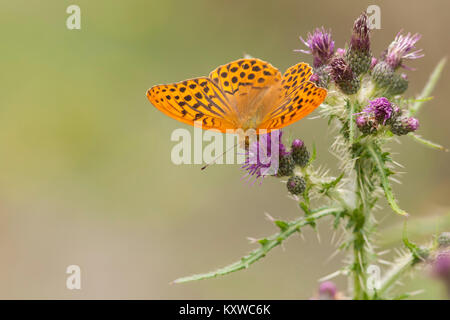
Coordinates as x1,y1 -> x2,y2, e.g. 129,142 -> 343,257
384,31 -> 424,70
319,281 -> 337,300
329,57 -> 360,94
310,73 -> 320,83
433,251 -> 450,278
362,97 -> 394,125
295,27 -> 335,68
336,48 -> 346,57
241,130 -> 287,182
291,139 -> 304,149
349,12 -> 370,53
370,57 -> 378,69
406,117 -> 419,131
329,57 -> 354,83
390,115 -> 419,135
355,114 -> 377,135
355,115 -> 367,128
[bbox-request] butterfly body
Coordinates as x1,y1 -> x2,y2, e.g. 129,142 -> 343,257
147,58 -> 327,134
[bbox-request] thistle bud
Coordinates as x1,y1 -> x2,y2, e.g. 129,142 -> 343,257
438,232 -> 450,248
312,66 -> 331,89
346,13 -> 372,76
387,73 -> 409,96
291,139 -> 310,167
432,251 -> 450,279
390,116 -> 419,135
329,57 -> 360,94
318,281 -> 337,300
336,48 -> 346,57
356,115 -> 377,135
287,175 -> 306,195
370,57 -> 378,70
372,61 -> 395,89
277,154 -> 295,177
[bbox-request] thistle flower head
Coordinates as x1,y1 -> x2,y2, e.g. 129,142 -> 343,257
384,31 -> 424,70
296,27 -> 335,68
310,73 -> 320,83
390,115 -> 419,135
291,139 -> 310,167
363,97 -> 394,125
318,281 -> 337,300
349,12 -> 370,53
241,130 -> 286,181
329,57 -> 354,83
432,251 -> 450,279
438,232 -> 450,248
329,57 -> 360,94
291,139 -> 304,149
370,57 -> 378,69
336,48 -> 346,57
286,175 -> 306,195
355,114 -> 377,135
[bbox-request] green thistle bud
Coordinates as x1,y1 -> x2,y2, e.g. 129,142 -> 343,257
277,154 -> 295,177
291,139 -> 310,167
372,61 -> 394,88
346,13 -> 371,76
412,246 -> 430,265
390,115 -> 419,136
287,175 -> 306,195
312,65 -> 331,88
386,73 -> 409,96
338,76 -> 360,95
346,50 -> 371,76
438,232 -> 450,248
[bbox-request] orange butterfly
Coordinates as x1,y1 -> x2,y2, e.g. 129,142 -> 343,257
146,58 -> 327,133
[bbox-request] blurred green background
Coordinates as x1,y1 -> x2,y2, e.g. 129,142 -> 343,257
0,0 -> 449,299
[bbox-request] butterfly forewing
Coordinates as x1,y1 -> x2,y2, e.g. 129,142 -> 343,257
280,62 -> 313,98
147,78 -> 237,132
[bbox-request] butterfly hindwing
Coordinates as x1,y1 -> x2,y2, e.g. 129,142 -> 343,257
258,81 -> 327,130
147,78 -> 237,132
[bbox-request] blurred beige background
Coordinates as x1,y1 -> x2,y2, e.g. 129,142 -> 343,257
0,0 -> 449,299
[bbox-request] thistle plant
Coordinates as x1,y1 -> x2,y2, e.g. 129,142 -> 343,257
174,13 -> 448,300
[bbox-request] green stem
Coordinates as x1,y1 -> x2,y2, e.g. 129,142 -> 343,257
348,100 -> 355,146
352,161 -> 368,300
353,231 -> 367,299
173,206 -> 341,284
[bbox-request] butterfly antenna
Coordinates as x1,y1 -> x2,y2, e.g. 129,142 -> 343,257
201,143 -> 238,171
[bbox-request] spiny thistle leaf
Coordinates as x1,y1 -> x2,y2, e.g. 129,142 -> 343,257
275,220 -> 289,231
320,172 -> 345,194
367,143 -> 408,216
